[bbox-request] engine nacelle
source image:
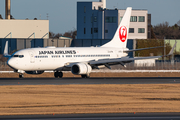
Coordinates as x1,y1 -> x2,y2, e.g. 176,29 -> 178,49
25,71 -> 44,75
71,63 -> 92,75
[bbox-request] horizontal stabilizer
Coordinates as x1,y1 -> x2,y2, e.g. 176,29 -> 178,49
124,46 -> 164,53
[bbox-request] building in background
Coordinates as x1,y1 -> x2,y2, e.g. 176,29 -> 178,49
0,20 -> 49,39
0,0 -> 49,54
1,0 -> 49,39
77,0 -> 151,39
0,19 -> 49,54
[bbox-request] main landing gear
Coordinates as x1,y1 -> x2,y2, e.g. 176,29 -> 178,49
81,75 -> 90,78
54,71 -> 63,78
19,73 -> 24,78
54,71 -> 90,78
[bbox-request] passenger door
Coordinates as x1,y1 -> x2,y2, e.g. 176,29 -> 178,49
28,51 -> 35,63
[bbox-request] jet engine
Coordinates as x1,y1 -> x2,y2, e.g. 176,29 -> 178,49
71,63 -> 92,75
25,71 -> 44,75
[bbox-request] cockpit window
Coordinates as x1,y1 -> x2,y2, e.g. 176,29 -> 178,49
19,55 -> 24,58
13,55 -> 19,57
13,55 -> 24,58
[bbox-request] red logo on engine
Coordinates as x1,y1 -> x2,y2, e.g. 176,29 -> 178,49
119,26 -> 127,42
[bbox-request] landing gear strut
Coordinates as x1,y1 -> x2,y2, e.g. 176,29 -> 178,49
54,71 -> 63,78
19,74 -> 24,78
81,75 -> 90,78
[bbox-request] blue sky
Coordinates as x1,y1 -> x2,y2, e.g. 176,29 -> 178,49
0,0 -> 180,34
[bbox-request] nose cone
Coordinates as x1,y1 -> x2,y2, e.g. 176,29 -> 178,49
7,58 -> 17,69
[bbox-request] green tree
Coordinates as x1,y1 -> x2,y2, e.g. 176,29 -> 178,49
0,14 -> 3,19
49,30 -> 76,39
49,32 -> 55,38
135,39 -> 172,57
151,25 -> 156,39
153,21 -> 180,39
63,30 -> 77,39
153,22 -> 170,39
177,20 -> 180,27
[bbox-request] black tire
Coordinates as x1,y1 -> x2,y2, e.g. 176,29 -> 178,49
81,75 -> 89,78
58,72 -> 63,78
54,72 -> 59,78
19,74 -> 24,78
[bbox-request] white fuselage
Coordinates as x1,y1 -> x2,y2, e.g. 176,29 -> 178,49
7,47 -> 128,72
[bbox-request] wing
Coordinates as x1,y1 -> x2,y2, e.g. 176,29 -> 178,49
64,55 -> 162,70
91,42 -> 177,68
64,42 -> 177,69
89,56 -> 162,69
90,42 -> 176,68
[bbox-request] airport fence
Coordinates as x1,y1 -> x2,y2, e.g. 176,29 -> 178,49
110,61 -> 180,70
1,61 -> 180,73
0,62 -> 13,72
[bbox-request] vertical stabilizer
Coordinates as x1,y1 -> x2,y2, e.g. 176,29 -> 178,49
101,7 -> 132,48
4,41 -> 8,55
3,41 -> 11,58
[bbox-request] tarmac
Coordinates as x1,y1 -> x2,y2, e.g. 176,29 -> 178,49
0,77 -> 180,120
0,77 -> 180,85
1,113 -> 180,120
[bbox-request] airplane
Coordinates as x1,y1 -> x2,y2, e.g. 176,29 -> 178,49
3,7 -> 176,78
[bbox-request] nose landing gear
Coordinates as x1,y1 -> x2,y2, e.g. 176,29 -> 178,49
19,74 -> 24,78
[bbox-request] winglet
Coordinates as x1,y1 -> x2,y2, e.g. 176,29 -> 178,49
167,42 -> 177,56
3,41 -> 11,58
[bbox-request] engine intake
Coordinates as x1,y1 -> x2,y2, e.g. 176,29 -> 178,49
71,63 -> 92,75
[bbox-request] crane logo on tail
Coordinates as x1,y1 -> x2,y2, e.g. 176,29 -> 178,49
119,26 -> 127,42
